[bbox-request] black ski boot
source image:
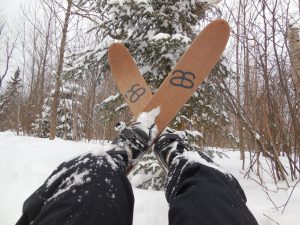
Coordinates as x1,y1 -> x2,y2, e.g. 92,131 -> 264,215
109,121 -> 156,169
154,130 -> 214,172
153,130 -> 187,171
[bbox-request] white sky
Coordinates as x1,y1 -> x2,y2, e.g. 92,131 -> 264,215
0,0 -> 37,88
0,0 -> 35,21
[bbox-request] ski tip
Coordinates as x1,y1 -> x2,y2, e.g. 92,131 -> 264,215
108,43 -> 127,55
200,19 -> 230,45
108,43 -> 124,61
213,19 -> 229,25
210,19 -> 230,34
109,42 -> 123,48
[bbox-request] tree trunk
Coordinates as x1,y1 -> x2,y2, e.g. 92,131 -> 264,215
38,13 -> 52,137
287,26 -> 300,95
235,1 -> 245,165
49,0 -> 73,140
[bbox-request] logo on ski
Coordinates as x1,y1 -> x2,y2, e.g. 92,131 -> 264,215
170,70 -> 195,89
125,84 -> 146,103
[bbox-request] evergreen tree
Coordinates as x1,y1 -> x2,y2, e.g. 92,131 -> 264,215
0,68 -> 22,131
128,152 -> 165,191
32,80 -> 85,140
67,0 -> 229,133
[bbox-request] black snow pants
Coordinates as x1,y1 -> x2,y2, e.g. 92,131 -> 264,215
16,151 -> 259,225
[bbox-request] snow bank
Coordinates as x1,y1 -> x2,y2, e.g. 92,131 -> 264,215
0,132 -> 299,225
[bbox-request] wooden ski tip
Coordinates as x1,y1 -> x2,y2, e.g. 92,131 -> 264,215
209,19 -> 230,35
109,43 -> 124,49
108,43 -> 125,56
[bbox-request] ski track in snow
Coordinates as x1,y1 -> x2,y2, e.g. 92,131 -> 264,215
0,131 -> 299,225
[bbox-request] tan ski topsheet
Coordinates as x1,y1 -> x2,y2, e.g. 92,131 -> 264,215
108,44 -> 153,118
143,19 -> 230,134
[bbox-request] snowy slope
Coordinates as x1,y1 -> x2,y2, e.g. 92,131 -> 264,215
0,131 -> 299,225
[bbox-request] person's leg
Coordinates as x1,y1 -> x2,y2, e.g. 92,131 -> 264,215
17,121 -> 155,225
154,132 -> 259,225
16,152 -> 134,225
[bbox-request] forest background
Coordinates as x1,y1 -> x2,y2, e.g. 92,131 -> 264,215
0,0 -> 299,190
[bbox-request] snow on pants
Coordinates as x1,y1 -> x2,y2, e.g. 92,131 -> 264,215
16,152 -> 259,225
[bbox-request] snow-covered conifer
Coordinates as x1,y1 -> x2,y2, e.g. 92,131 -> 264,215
0,68 -> 22,131
32,80 -> 85,140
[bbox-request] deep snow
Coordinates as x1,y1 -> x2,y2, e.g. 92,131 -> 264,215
0,131 -> 299,225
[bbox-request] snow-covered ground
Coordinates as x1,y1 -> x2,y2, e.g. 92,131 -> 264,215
0,131 -> 299,225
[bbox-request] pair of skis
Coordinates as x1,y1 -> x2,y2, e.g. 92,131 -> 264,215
108,19 -> 230,173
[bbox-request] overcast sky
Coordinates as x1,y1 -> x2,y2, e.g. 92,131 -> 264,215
0,0 -> 35,21
0,0 -> 37,87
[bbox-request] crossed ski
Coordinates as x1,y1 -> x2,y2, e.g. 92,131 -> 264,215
108,19 -> 230,173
